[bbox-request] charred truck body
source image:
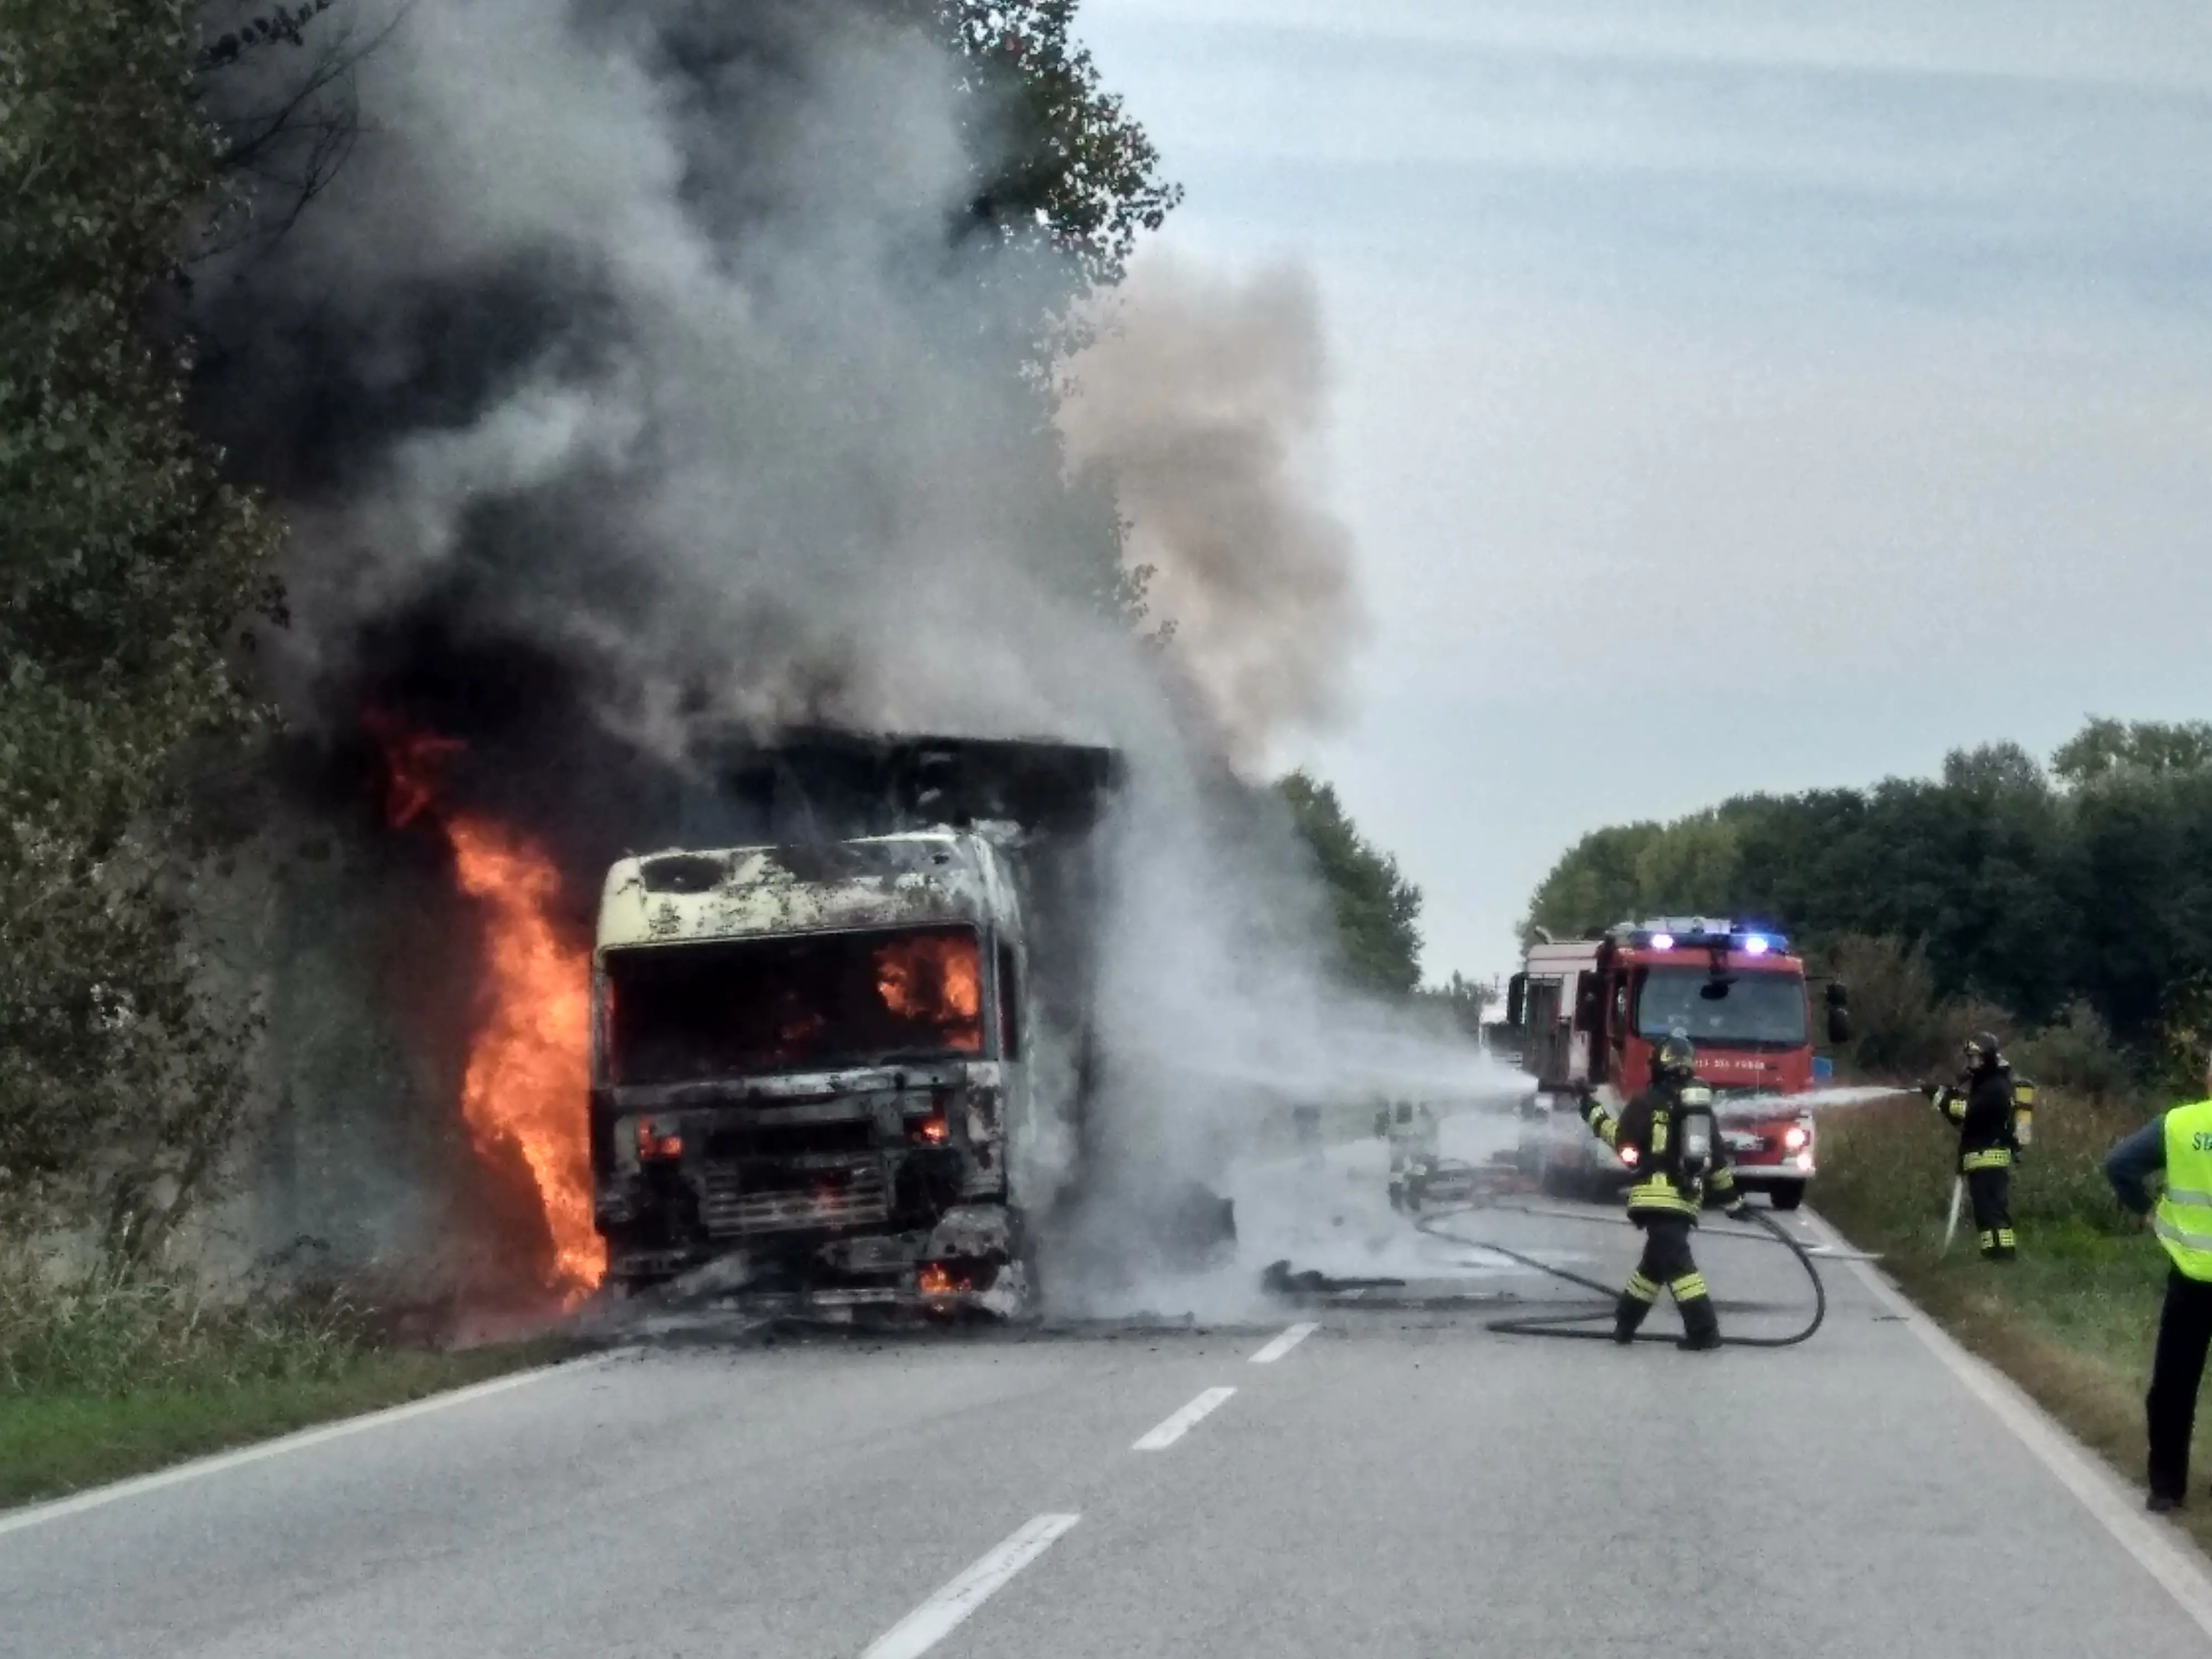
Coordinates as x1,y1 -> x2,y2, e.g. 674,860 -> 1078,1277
587,735 -> 1114,1316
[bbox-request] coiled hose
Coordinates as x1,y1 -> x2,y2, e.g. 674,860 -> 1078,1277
1415,1203 -> 1827,1349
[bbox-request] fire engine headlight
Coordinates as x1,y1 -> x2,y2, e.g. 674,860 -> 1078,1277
1783,1124 -> 1811,1152
1617,1145 -> 1640,1168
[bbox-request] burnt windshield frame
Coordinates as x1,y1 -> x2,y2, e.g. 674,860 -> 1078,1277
1632,964 -> 1808,1050
601,924 -> 989,1086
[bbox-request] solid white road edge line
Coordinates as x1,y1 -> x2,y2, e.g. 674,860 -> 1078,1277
1802,1209 -> 2212,1641
860,1513 -> 1081,1659
1132,1385 -> 1238,1451
1249,1322 -> 1318,1365
0,1348 -> 633,1540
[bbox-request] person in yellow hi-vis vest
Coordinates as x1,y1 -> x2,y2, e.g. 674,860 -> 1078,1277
2104,1053 -> 2212,1514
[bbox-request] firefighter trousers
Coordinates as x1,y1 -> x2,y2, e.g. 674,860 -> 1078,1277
1965,1167 -> 2016,1260
2147,1268 -> 2212,1503
1615,1214 -> 1719,1345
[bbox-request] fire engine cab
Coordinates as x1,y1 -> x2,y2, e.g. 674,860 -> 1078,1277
1505,918 -> 1851,1209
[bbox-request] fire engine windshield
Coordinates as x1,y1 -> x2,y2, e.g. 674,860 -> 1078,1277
1635,966 -> 1807,1048
603,926 -> 983,1084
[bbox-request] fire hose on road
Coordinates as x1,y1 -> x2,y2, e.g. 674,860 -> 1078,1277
1413,1203 -> 1829,1349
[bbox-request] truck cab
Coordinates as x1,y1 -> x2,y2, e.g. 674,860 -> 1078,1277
588,831 -> 1053,1314
1506,918 -> 1849,1209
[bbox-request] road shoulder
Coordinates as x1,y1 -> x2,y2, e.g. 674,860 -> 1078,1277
1803,1207 -> 2212,1636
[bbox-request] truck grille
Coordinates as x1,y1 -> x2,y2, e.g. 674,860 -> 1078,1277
706,1120 -> 877,1161
698,1162 -> 890,1237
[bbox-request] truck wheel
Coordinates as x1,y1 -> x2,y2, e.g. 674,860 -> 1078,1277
1770,1186 -> 1804,1212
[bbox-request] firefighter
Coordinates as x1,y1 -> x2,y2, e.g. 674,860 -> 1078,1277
1924,1032 -> 2018,1262
1582,1035 -> 1750,1350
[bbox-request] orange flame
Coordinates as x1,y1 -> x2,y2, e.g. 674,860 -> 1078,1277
445,816 -> 604,1298
373,716 -> 604,1302
875,932 -> 982,1052
374,723 -> 464,828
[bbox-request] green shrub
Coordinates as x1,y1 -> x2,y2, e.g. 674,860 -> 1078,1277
0,1253 -> 371,1397
2012,1002 -> 2145,1105
1824,935 -> 2012,1080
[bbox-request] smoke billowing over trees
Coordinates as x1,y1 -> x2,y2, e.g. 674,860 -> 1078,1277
2,0 -> 1196,1248
4,0 -> 1463,1299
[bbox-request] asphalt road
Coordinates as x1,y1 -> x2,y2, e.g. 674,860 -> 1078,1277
8,1133 -> 2212,1658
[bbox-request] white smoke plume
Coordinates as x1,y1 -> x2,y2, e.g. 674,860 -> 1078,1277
1061,262 -> 1365,766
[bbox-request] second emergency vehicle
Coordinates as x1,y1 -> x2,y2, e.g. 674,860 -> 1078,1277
1505,918 -> 1850,1208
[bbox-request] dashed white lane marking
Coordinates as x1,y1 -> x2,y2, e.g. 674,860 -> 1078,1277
1803,1209 -> 2212,1641
0,1351 -> 631,1539
1132,1386 -> 1237,1452
861,1513 -> 1080,1659
1248,1322 -> 1318,1365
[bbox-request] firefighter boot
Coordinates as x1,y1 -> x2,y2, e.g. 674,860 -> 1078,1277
1674,1274 -> 1722,1351
1614,1272 -> 1657,1344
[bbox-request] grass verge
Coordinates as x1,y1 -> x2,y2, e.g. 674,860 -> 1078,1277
1817,1090 -> 2212,1556
0,1346 -> 559,1510
1,1260 -> 573,1510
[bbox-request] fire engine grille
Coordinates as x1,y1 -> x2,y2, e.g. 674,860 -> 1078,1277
698,1162 -> 891,1237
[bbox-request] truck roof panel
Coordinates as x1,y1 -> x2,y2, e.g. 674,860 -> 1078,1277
597,831 -> 1008,953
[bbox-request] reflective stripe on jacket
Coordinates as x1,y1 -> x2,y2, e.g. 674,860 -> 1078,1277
2156,1099 -> 2212,1282
1934,1068 -> 2018,1172
1585,1086 -> 1736,1223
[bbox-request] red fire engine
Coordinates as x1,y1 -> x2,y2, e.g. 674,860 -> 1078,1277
1506,917 -> 1851,1209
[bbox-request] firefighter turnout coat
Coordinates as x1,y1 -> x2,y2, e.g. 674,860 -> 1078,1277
1583,1083 -> 1742,1223
1932,1067 -> 2022,1174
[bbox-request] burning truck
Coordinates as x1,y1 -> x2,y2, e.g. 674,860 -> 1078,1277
585,733 -> 1133,1316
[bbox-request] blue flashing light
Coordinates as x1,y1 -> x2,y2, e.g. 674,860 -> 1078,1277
1743,934 -> 1771,956
1649,932 -> 1676,952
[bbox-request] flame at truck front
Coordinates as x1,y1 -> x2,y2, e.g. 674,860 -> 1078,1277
875,933 -> 982,1051
371,713 -> 605,1304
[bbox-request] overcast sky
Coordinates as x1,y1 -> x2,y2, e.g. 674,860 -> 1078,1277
1079,0 -> 2212,985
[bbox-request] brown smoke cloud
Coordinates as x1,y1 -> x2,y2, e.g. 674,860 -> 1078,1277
1059,261 -> 1365,767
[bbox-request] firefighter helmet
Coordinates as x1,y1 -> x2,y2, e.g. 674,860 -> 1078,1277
1654,1034 -> 1698,1082
1964,1031 -> 2004,1072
